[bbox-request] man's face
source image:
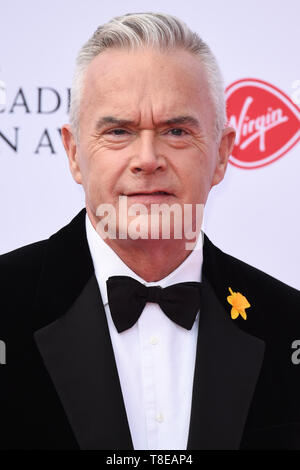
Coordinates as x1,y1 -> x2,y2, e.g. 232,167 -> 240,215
62,47 -> 235,240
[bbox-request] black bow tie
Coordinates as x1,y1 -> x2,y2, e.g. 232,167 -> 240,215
106,275 -> 201,333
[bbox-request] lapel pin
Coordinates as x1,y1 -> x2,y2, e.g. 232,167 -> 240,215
227,287 -> 250,320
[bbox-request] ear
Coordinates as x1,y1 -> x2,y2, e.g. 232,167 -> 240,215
61,124 -> 83,184
211,126 -> 236,187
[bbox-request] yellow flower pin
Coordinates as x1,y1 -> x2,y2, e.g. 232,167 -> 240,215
227,287 -> 250,320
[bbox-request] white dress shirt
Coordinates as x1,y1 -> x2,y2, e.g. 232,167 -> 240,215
85,214 -> 203,450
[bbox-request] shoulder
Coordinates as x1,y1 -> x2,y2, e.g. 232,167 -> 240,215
0,208 -> 87,288
0,239 -> 47,287
0,209 -> 90,336
202,232 -> 300,338
0,237 -> 47,265
0,239 -> 48,334
203,231 -> 300,299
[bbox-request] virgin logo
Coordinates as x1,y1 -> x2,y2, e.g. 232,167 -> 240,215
226,78 -> 300,169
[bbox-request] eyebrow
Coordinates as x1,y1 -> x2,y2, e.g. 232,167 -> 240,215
95,115 -> 202,131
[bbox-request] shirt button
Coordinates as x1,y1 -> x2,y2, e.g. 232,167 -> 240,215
156,413 -> 164,423
150,336 -> 158,345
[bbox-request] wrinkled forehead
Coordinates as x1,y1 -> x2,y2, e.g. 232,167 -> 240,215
80,47 -> 215,131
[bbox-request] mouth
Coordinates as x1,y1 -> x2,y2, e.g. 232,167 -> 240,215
124,190 -> 173,197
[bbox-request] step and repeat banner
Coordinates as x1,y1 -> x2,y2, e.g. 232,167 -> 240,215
1,0 -> 299,288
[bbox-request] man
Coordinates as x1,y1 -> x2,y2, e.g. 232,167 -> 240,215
1,12 -> 300,450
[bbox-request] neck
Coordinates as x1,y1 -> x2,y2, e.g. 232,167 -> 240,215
87,207 -> 197,282
104,238 -> 193,282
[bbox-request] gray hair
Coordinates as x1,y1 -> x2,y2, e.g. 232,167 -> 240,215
69,12 -> 227,139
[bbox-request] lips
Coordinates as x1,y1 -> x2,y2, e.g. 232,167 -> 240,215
127,191 -> 171,196
122,191 -> 174,203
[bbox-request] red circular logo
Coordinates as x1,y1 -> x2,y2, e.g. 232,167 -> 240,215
226,78 -> 300,169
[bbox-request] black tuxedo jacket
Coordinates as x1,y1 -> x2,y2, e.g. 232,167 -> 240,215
1,208 -> 300,450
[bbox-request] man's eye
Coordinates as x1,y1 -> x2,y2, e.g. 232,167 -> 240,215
107,129 -> 128,136
167,128 -> 187,136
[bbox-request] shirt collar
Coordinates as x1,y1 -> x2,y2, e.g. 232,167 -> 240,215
85,213 -> 203,306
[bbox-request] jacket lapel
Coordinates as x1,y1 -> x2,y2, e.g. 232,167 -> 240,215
187,275 -> 265,449
34,274 -> 133,450
33,209 -> 133,449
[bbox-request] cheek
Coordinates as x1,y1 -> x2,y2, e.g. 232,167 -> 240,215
180,155 -> 213,201
78,145 -> 113,183
188,173 -> 209,200
87,156 -> 126,202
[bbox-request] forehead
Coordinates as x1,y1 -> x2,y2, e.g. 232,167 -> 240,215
80,47 -> 213,125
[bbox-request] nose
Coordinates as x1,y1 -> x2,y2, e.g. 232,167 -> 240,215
130,131 -> 166,175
